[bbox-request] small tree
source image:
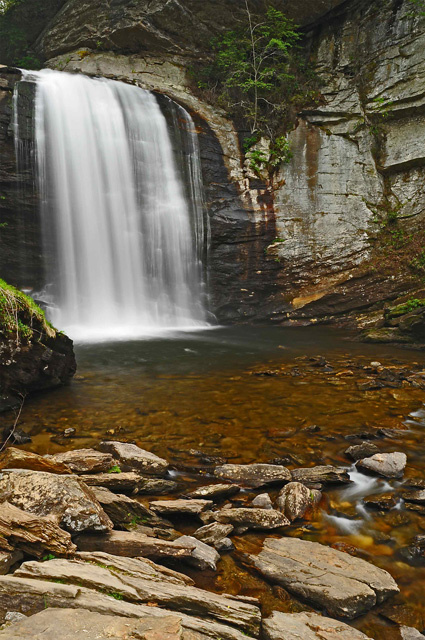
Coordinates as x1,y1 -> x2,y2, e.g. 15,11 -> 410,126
196,2 -> 318,142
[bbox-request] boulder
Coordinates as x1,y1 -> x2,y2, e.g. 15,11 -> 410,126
251,537 -> 399,619
186,484 -> 240,501
291,466 -> 350,486
251,493 -> 273,509
214,508 -> 290,530
214,464 -> 291,488
0,575 -> 255,640
262,611 -> 372,639
47,449 -> 114,474
275,482 -> 314,521
345,443 -> 380,461
91,487 -> 158,526
149,499 -> 213,516
0,448 -> 71,474
0,501 -> 76,557
98,441 -> 169,476
357,453 -> 407,479
0,469 -> 113,534
75,530 -> 195,561
13,556 -> 260,629
0,608 -> 184,640
175,535 -> 220,571
192,522 -> 234,546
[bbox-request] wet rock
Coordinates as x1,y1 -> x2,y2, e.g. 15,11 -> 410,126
252,493 -> 273,509
175,535 -> 220,571
91,487 -> 158,527
0,576 -> 255,640
401,490 -> 425,504
215,538 -> 234,552
404,478 -> 425,490
214,464 -> 291,488
1,427 -> 31,447
262,611 -> 372,639
186,484 -> 240,501
75,530 -> 195,562
345,443 -> 379,461
214,508 -> 290,530
98,441 -> 169,476
357,452 -> 407,479
80,472 -> 177,494
275,482 -> 315,521
192,522 -> 234,546
0,470 -> 113,534
0,501 -> 76,557
291,465 -> 350,486
400,626 -> 425,639
404,503 -> 425,515
363,494 -> 398,510
251,537 -> 399,619
0,609 -> 184,640
0,550 -> 23,575
0,448 -> 71,474
149,499 -> 213,516
47,449 -> 114,474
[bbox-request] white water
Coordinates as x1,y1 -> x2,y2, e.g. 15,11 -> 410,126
18,70 -> 209,341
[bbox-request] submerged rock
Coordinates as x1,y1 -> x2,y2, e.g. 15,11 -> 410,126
0,469 -> 113,534
251,537 -> 399,619
357,452 -> 407,478
214,464 -> 291,488
262,611 -> 372,639
98,441 -> 169,476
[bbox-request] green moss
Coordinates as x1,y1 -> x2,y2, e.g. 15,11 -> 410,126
0,277 -> 55,345
108,465 -> 122,474
387,298 -> 425,318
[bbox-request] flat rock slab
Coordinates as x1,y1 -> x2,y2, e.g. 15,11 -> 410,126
80,472 -> 177,495
291,466 -> 350,486
150,499 -> 213,516
357,453 -> 407,478
215,508 -> 289,530
262,611 -> 372,639
15,554 -> 260,634
91,487 -> 157,526
0,469 -> 113,534
186,484 -> 240,501
0,501 -> 76,557
99,441 -> 169,476
401,490 -> 425,504
0,608 -> 184,640
251,537 -> 399,619
0,575 -> 256,640
47,449 -> 114,474
214,464 -> 291,488
0,448 -> 71,474
75,530 -> 195,561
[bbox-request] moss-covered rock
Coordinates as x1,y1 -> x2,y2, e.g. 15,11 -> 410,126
0,279 -> 76,411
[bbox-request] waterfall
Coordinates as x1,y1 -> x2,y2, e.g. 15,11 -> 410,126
15,69 -> 209,341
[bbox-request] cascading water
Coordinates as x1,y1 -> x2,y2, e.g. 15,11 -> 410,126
15,69 -> 209,341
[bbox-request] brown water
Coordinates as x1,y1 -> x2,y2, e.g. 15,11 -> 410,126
2,326 -> 425,638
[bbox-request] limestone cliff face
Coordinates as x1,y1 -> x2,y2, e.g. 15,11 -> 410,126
1,0 -> 424,324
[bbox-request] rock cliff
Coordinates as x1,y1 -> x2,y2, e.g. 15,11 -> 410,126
1,0 -> 424,326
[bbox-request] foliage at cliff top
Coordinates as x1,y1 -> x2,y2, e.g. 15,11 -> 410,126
0,278 -> 55,345
193,3 -> 319,145
0,0 -> 64,68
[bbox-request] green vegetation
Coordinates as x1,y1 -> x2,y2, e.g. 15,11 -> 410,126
108,465 -> 122,474
0,278 -> 55,345
407,0 -> 425,16
388,298 -> 425,317
108,591 -> 124,601
194,3 -> 319,173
